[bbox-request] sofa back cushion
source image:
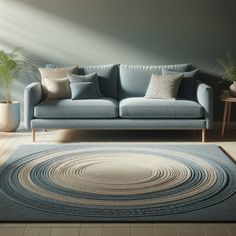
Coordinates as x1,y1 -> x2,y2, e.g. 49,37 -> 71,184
78,64 -> 119,99
119,64 -> 191,99
46,64 -> 119,99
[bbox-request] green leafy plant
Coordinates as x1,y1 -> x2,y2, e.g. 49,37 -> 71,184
0,48 -> 25,103
217,53 -> 236,82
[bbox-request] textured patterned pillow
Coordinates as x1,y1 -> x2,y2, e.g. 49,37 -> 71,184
39,66 -> 78,99
162,68 -> 199,100
67,73 -> 103,97
145,74 -> 183,99
70,82 -> 98,100
43,77 -> 71,100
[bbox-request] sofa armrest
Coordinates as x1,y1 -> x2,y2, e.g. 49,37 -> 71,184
24,82 -> 42,129
196,81 -> 213,129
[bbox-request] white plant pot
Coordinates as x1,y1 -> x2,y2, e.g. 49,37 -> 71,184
0,101 -> 20,132
229,81 -> 236,97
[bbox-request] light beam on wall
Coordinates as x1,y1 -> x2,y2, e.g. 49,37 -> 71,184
0,0 -> 160,65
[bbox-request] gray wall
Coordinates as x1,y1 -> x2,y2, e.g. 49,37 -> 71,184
0,0 -> 236,121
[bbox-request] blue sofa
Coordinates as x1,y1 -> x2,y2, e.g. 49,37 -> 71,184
24,64 -> 213,142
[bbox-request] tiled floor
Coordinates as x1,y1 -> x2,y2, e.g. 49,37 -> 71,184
0,127 -> 236,236
0,223 -> 236,236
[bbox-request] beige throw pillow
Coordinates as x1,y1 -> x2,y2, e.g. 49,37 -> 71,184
145,74 -> 183,99
39,66 -> 78,99
43,77 -> 71,100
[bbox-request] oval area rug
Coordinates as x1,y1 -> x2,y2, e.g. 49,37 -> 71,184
0,144 -> 236,222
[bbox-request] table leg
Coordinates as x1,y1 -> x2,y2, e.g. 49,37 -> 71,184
227,102 -> 232,131
222,101 -> 228,136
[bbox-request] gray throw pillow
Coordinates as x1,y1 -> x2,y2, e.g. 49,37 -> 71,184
162,68 -> 199,100
145,74 -> 183,99
70,82 -> 98,100
67,73 -> 103,97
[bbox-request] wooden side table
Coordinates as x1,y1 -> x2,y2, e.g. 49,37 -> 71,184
221,91 -> 236,136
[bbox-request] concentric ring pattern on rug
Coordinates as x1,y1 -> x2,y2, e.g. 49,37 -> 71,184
0,144 -> 235,221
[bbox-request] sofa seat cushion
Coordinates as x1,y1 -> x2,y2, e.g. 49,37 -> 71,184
119,98 -> 204,118
34,98 -> 118,118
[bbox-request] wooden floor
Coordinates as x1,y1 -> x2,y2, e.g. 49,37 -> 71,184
0,126 -> 236,236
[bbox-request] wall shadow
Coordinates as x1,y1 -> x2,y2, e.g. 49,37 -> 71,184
9,0 -> 236,68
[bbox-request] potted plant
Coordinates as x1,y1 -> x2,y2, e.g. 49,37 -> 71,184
0,48 -> 24,131
217,53 -> 236,97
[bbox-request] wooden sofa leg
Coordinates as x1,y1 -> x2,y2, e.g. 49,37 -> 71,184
202,129 -> 206,143
32,129 -> 36,142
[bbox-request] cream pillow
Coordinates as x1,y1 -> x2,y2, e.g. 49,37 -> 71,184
43,77 -> 71,100
39,66 -> 78,99
145,74 -> 183,99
